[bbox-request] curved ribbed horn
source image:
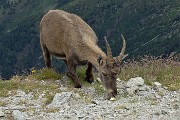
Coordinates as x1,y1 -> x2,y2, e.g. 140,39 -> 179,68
104,36 -> 114,64
118,34 -> 126,61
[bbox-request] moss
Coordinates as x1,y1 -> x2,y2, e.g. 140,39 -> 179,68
0,100 -> 7,106
44,107 -> 60,113
44,94 -> 55,105
114,105 -> 127,110
157,91 -> 164,97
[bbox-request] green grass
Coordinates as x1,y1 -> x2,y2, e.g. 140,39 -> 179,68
76,66 -> 91,86
76,66 -> 87,82
66,66 -> 95,87
0,73 -> 60,98
31,68 -> 62,80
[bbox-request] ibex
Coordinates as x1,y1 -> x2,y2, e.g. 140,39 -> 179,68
40,10 -> 127,99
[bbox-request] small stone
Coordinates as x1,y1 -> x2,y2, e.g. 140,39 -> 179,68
96,78 -> 101,82
153,82 -> 162,88
161,110 -> 168,115
16,90 -> 26,97
4,110 -> 11,114
0,109 -> 5,117
163,86 -> 168,89
91,100 -> 97,105
74,93 -> 81,99
154,112 -> 160,116
110,98 -> 116,101
116,78 -> 121,82
91,100 -> 100,105
139,86 -> 148,91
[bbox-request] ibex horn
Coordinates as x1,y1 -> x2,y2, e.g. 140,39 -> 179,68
104,36 -> 114,64
118,34 -> 127,61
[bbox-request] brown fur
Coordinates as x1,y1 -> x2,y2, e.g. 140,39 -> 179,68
40,10 -> 127,99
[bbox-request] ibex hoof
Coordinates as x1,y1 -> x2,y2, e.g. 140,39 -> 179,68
74,84 -> 82,88
86,78 -> 94,83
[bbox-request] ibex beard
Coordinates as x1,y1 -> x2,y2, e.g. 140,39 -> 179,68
40,10 -> 127,100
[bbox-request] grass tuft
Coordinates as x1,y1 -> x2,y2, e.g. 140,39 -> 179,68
31,68 -> 62,80
0,100 -> 7,106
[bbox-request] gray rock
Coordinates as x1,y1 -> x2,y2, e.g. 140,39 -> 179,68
116,78 -> 121,82
12,110 -> 27,120
15,90 -> 26,97
48,92 -> 72,108
117,79 -> 126,89
153,82 -> 162,88
126,77 -> 144,87
0,109 -> 5,117
96,77 -> 101,82
161,110 -> 168,115
126,86 -> 139,95
126,77 -> 145,95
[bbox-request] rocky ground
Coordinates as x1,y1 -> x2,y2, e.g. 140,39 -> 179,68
0,77 -> 180,120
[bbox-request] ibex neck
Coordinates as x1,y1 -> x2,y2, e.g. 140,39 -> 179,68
83,45 -> 107,69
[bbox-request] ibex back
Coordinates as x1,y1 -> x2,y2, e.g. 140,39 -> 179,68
40,10 -> 127,99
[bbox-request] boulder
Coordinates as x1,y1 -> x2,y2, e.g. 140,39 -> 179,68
126,77 -> 144,87
12,110 -> 27,120
48,92 -> 72,108
126,77 -> 145,95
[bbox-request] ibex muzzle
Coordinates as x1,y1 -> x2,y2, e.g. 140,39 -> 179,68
40,10 -> 127,100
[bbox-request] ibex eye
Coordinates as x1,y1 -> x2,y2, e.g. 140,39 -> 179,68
112,72 -> 117,75
113,62 -> 119,67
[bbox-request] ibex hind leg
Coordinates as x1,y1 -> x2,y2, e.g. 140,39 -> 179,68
63,60 -> 69,77
67,60 -> 82,88
86,62 -> 94,83
42,45 -> 52,68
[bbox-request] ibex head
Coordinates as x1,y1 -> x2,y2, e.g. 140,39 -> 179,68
98,34 -> 128,99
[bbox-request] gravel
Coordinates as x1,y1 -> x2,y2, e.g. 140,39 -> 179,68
0,77 -> 179,120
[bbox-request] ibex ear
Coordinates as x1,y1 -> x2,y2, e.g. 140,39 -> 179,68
97,55 -> 103,66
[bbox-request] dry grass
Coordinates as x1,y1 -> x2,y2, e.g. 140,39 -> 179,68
119,53 -> 180,90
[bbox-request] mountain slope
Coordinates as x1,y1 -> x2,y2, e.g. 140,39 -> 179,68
0,0 -> 180,79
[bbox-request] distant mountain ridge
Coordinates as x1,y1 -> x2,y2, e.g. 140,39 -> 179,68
0,0 -> 180,79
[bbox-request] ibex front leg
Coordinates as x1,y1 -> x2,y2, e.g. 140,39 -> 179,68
67,60 -> 82,88
86,62 -> 94,83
